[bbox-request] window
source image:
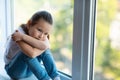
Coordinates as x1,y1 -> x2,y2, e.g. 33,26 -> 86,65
94,0 -> 120,80
0,0 -> 13,64
0,0 -> 13,79
13,0 -> 73,75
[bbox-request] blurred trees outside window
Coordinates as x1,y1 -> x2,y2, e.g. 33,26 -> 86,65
94,0 -> 120,80
14,0 -> 73,75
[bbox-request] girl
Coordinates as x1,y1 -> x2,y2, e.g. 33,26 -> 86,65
4,11 -> 60,80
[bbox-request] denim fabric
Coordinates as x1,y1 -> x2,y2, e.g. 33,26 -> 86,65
5,49 -> 59,80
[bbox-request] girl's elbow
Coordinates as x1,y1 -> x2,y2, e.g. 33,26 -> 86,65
30,51 -> 40,58
27,52 -> 37,58
30,52 -> 38,58
43,43 -> 50,50
26,53 -> 35,58
40,42 -> 49,50
39,45 -> 47,50
29,54 -> 36,58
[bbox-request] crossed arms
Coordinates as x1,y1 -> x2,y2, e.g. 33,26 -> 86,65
12,30 -> 50,58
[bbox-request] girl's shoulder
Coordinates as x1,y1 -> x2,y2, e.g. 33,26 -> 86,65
18,26 -> 26,34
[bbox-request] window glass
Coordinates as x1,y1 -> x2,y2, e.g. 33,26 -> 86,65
14,0 -> 73,75
0,0 -> 8,76
94,0 -> 120,80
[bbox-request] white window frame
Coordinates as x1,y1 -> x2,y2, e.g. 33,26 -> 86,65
0,0 -> 13,49
5,0 -> 14,35
0,0 -> 13,41
72,0 -> 96,80
0,0 -> 13,79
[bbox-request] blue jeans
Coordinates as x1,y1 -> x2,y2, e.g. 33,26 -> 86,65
5,49 -> 59,80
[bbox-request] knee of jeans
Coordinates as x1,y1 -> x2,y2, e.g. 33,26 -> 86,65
42,49 -> 51,56
7,69 -> 32,79
46,49 -> 51,53
18,52 -> 34,61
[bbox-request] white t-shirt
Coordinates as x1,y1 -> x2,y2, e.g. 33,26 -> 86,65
4,27 -> 25,65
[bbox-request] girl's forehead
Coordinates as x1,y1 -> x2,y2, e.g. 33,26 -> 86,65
37,19 -> 52,27
37,19 -> 50,25
35,20 -> 52,32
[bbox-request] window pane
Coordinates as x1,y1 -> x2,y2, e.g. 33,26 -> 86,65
94,0 -> 120,80
14,0 -> 73,75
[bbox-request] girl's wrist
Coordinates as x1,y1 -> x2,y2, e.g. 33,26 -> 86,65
21,33 -> 25,41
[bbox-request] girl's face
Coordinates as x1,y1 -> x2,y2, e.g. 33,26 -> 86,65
27,19 -> 52,40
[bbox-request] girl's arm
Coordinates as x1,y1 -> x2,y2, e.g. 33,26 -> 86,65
16,41 -> 45,58
22,34 -> 50,50
12,30 -> 50,50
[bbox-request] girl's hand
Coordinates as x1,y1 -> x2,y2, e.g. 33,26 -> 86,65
12,30 -> 24,42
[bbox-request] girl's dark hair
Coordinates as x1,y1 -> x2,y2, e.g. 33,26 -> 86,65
30,11 -> 53,26
21,11 -> 53,34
